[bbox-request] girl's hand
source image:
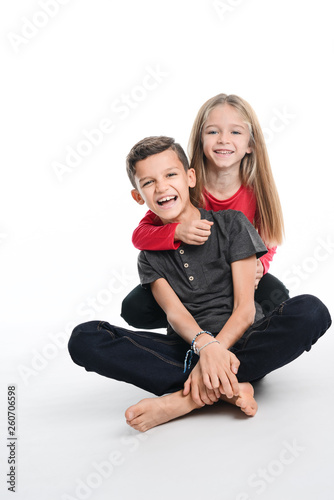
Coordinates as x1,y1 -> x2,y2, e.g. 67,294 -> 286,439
183,344 -> 240,406
255,259 -> 264,288
174,219 -> 213,245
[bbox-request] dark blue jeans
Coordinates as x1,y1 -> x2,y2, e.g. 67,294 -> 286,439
68,295 -> 331,397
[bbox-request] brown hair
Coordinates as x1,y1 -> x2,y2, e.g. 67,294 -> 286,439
188,94 -> 284,246
126,136 -> 198,206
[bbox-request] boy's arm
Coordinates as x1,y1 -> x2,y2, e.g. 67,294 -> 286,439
151,277 -> 203,339
132,210 -> 214,251
183,255 -> 257,403
151,277 -> 240,406
216,255 -> 257,347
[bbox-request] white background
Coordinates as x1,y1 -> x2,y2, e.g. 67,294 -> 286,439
1,1 -> 334,499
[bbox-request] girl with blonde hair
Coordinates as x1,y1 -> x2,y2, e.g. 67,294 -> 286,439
122,94 -> 289,329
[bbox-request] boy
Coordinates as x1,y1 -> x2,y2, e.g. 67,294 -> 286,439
68,136 -> 331,432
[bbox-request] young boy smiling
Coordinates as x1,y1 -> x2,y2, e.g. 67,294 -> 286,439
68,136 -> 331,432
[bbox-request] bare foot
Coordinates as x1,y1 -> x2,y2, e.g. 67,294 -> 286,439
125,390 -> 200,432
220,382 -> 258,417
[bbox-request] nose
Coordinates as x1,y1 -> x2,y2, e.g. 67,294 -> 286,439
218,131 -> 230,144
155,178 -> 168,193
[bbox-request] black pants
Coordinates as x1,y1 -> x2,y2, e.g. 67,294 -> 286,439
121,273 -> 290,330
69,295 -> 331,396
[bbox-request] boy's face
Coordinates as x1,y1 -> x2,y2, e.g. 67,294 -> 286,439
131,149 -> 196,224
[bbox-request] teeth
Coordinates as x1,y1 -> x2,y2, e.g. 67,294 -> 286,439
216,150 -> 233,154
159,196 -> 175,203
157,196 -> 177,206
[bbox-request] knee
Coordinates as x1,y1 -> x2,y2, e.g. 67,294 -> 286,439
121,286 -> 147,327
256,273 -> 290,316
68,323 -> 84,363
121,294 -> 137,325
295,294 -> 331,331
68,321 -> 99,365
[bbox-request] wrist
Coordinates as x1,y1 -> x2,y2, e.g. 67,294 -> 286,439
183,330 -> 214,372
197,339 -> 220,355
174,223 -> 181,241
195,333 -> 215,349
215,333 -> 233,350
216,339 -> 229,350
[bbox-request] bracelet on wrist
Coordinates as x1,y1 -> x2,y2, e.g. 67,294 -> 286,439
183,330 -> 213,372
198,340 -> 220,353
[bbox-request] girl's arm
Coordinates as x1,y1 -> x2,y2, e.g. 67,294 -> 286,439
255,245 -> 277,287
259,245 -> 277,274
255,209 -> 277,274
132,210 -> 213,251
132,210 -> 181,251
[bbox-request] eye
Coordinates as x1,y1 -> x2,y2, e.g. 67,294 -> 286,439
142,180 -> 153,187
208,130 -> 218,135
231,130 -> 241,135
166,172 -> 177,178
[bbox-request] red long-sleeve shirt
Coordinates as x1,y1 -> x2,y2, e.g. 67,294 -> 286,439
132,185 -> 276,274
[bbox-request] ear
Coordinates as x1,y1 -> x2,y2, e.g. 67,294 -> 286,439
131,189 -> 145,205
187,168 -> 196,188
246,145 -> 253,154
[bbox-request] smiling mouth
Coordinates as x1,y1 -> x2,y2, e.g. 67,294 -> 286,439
215,150 -> 234,156
157,195 -> 177,206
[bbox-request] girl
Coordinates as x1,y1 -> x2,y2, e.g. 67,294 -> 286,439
122,94 -> 289,329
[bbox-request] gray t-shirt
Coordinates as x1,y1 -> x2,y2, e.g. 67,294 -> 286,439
138,209 -> 268,335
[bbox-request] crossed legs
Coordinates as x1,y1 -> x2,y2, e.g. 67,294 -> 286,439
69,295 -> 331,432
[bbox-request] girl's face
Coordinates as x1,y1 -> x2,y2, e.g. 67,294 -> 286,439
201,104 -> 252,173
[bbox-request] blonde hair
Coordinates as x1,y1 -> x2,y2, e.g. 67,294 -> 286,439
188,93 -> 284,246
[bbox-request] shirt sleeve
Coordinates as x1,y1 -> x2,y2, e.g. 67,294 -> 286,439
227,211 -> 268,263
132,209 -> 181,251
137,251 -> 163,288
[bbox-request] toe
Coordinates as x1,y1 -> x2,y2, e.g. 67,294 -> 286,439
125,404 -> 143,422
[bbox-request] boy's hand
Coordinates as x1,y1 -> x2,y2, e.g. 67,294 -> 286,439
183,345 -> 240,406
183,363 -> 221,406
255,259 -> 264,289
174,219 -> 213,245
